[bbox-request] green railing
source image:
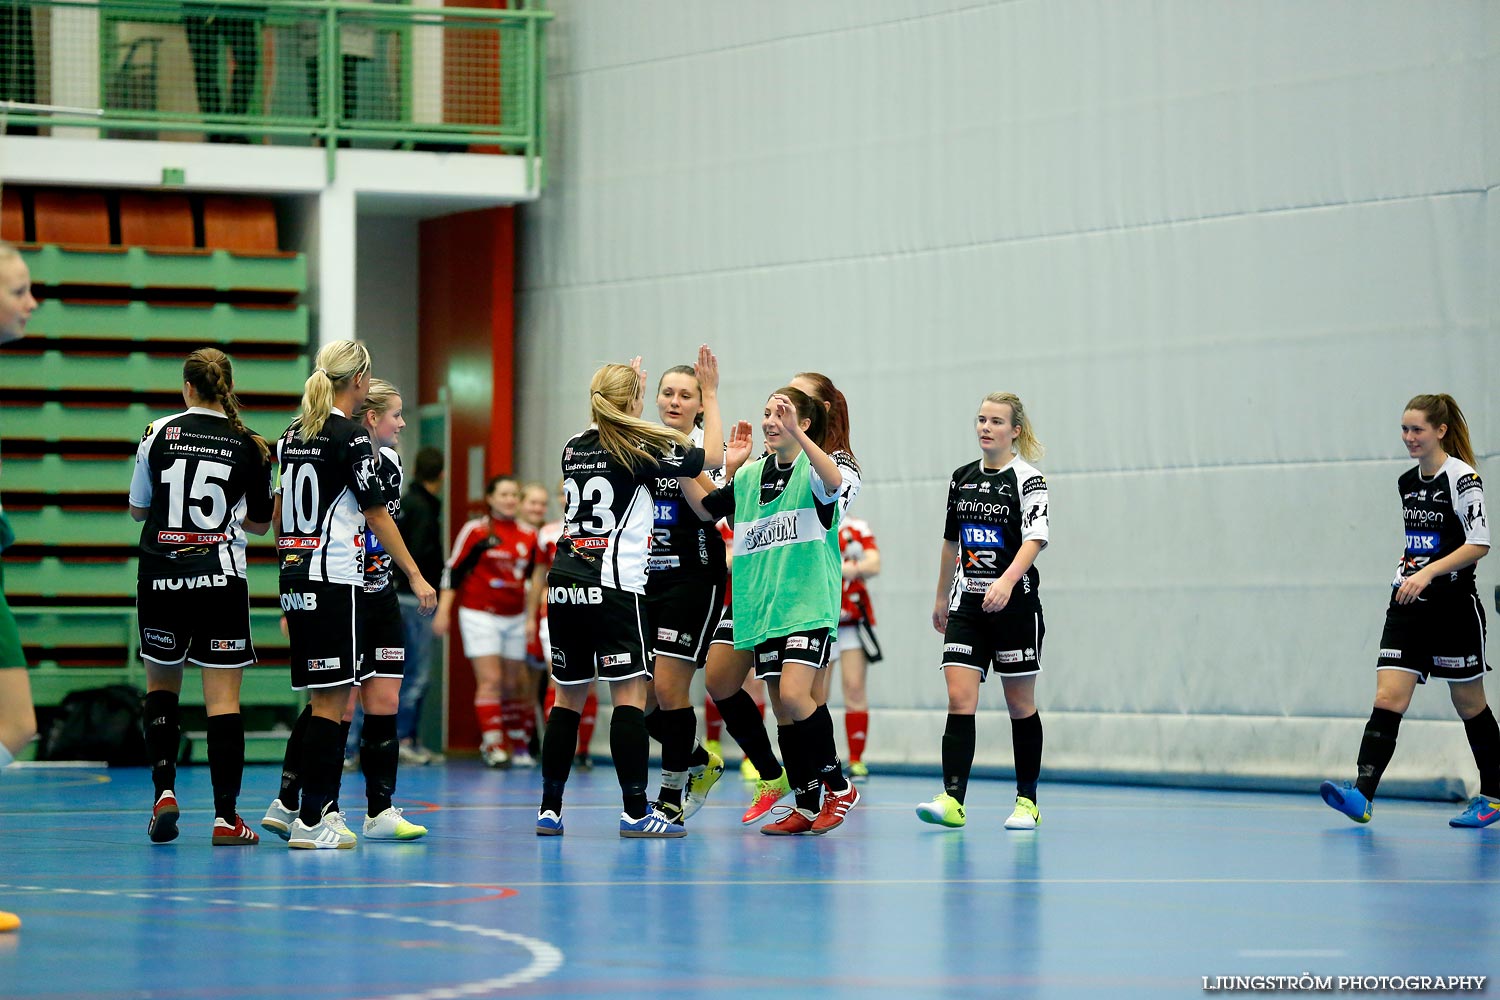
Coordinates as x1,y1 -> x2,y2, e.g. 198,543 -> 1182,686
0,0 -> 551,187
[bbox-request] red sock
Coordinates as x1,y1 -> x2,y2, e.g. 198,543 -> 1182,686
475,699 -> 502,748
753,698 -> 766,720
704,696 -> 724,742
577,689 -> 599,756
845,710 -> 869,764
501,700 -> 528,753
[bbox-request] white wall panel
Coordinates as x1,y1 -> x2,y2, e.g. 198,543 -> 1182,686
518,0 -> 1499,793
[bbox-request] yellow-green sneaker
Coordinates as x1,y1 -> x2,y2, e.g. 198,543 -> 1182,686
1004,796 -> 1040,830
849,760 -> 870,783
740,758 -> 760,782
916,792 -> 966,828
703,739 -> 723,762
683,748 -> 725,819
362,806 -> 427,841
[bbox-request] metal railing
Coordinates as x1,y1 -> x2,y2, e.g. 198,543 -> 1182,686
0,0 -> 552,185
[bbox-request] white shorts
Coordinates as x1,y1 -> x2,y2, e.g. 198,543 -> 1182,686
539,616 -> 551,665
834,623 -> 860,656
458,606 -> 528,661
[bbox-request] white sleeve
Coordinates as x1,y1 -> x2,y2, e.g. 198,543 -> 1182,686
1020,473 -> 1050,546
810,452 -> 861,511
1455,469 -> 1489,547
128,426 -> 156,508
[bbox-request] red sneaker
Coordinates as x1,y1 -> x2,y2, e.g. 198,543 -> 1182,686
148,790 -> 180,844
212,815 -> 261,846
741,769 -> 791,825
811,783 -> 860,834
760,806 -> 817,836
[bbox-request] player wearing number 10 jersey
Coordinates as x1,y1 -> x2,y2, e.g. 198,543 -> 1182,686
130,348 -> 274,846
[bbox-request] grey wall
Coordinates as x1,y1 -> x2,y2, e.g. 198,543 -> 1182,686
515,1 -> 1500,792
355,214 -> 422,466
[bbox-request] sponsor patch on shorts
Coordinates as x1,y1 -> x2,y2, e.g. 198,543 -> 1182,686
785,636 -> 810,650
1378,648 -> 1401,660
944,643 -> 972,655
995,650 -> 1025,664
656,627 -> 679,643
550,648 -> 566,669
759,650 -> 778,663
375,647 -> 404,661
144,628 -> 176,650
209,639 -> 246,652
1433,655 -> 1465,669
601,653 -> 631,667
307,657 -> 341,672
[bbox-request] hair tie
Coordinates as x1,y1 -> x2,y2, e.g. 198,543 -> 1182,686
314,367 -> 328,377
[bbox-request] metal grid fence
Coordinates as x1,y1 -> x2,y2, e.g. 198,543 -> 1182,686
0,0 -> 548,159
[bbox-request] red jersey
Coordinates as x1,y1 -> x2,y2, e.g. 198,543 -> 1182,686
839,517 -> 878,625
442,515 -> 536,616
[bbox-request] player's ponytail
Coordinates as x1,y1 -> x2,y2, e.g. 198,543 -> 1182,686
984,392 -> 1044,464
793,371 -> 855,469
298,340 -> 371,442
1407,394 -> 1476,468
184,347 -> 269,464
590,364 -> 690,471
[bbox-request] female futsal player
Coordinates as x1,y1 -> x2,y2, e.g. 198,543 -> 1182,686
1320,394 -> 1498,828
835,515 -> 881,780
918,392 -> 1049,831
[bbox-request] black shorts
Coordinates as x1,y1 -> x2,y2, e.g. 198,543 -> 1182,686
1378,591 -> 1489,684
548,585 -> 650,686
281,580 -> 359,691
711,604 -> 735,646
645,578 -> 723,667
751,628 -> 834,680
941,606 -> 1044,681
137,575 -> 256,668
358,585 -> 406,682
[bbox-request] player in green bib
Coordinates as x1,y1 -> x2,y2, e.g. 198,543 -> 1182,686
685,389 -> 861,835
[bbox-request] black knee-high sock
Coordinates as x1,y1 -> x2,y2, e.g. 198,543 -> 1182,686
1463,706 -> 1500,799
810,705 -> 849,793
777,723 -> 808,808
360,713 -> 399,817
143,690 -> 180,798
279,704 -> 313,808
205,713 -> 244,823
716,690 -> 782,779
298,716 -> 345,827
541,707 -> 580,814
611,705 -> 650,820
656,707 -> 696,810
329,718 -> 352,813
644,707 -> 666,745
788,718 -> 823,812
1011,711 -> 1043,802
942,713 -> 976,804
1355,707 -> 1403,799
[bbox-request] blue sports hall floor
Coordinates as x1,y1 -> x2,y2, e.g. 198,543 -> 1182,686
1,762 -> 1496,999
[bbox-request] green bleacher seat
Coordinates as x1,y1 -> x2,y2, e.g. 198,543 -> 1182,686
4,456 -> 133,495
0,403 -> 300,444
6,351 -> 308,395
27,300 -> 308,345
7,557 -> 280,600
8,507 -> 140,547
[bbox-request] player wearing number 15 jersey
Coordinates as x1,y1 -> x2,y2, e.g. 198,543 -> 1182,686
919,392 -> 1050,834
536,359 -> 706,839
130,348 -> 274,846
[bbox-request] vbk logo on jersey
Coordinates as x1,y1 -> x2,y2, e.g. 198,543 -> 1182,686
164,426 -> 180,440
960,524 -> 1005,549
1405,532 -> 1440,553
653,500 -> 678,525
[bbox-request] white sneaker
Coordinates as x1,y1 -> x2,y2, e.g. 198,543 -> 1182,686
324,809 -> 357,845
287,815 -> 357,850
397,742 -> 429,766
363,806 -> 428,841
260,798 -> 297,841
481,743 -> 511,768
510,750 -> 537,769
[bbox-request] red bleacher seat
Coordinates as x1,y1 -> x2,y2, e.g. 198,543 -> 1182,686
202,196 -> 279,253
119,193 -> 196,250
32,190 -> 110,246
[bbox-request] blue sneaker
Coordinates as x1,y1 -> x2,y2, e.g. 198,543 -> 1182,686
619,808 -> 687,839
536,809 -> 564,836
1449,796 -> 1500,828
1320,780 -> 1372,823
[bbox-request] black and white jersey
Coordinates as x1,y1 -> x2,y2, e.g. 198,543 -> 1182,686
275,409 -> 382,587
828,450 -> 862,519
647,428 -> 727,587
362,446 -> 402,594
1392,457 -> 1488,595
700,454 -> 845,530
130,407 -> 273,582
942,456 -> 1049,613
551,429 -> 705,594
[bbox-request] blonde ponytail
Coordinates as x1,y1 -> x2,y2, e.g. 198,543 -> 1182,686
590,364 -> 690,471
297,340 -> 371,442
984,392 -> 1044,463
